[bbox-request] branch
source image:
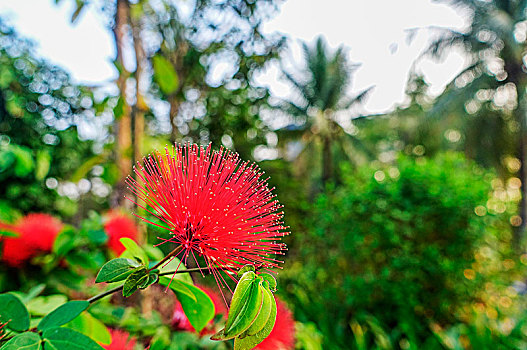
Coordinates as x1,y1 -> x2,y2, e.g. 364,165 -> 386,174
87,266 -> 232,304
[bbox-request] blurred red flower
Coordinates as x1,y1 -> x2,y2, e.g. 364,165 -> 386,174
172,284 -> 226,333
104,213 -> 139,256
127,143 -> 288,292
1,213 -> 63,267
255,299 -> 295,350
102,329 -> 136,350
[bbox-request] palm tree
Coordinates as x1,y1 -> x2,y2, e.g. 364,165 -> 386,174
421,0 -> 527,243
278,36 -> 372,187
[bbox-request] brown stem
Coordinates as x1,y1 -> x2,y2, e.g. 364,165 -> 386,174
149,246 -> 182,271
88,284 -> 124,304
158,266 -> 230,276
87,266 -> 231,304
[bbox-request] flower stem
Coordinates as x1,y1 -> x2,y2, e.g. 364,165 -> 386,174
158,266 -> 230,276
149,245 -> 182,271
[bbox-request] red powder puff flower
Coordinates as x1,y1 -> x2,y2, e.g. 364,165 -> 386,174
172,284 -> 227,333
255,299 -> 295,350
126,143 -> 288,292
102,329 -> 136,350
104,213 -> 139,256
1,213 -> 63,267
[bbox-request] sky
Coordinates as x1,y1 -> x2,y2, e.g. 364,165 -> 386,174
0,0 -> 467,114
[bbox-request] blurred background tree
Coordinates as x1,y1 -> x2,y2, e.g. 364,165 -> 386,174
418,0 -> 527,242
277,36 -> 372,191
64,0 -> 285,206
0,21 -> 106,221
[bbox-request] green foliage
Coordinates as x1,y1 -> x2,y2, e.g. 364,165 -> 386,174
42,327 -> 104,350
37,301 -> 89,331
119,238 -> 149,265
159,277 -> 215,332
152,55 -> 179,95
0,21 -> 101,217
212,269 -> 278,349
277,36 -> 372,187
281,153 -> 512,348
0,293 -> 30,332
0,332 -> 41,350
64,312 -> 111,345
95,258 -> 141,283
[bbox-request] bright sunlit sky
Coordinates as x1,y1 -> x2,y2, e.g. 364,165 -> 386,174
0,0 -> 467,114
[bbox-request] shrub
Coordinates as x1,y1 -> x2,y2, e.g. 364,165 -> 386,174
281,153 -> 517,348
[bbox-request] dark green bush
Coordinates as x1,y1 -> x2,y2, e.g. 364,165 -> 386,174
280,153 -> 511,348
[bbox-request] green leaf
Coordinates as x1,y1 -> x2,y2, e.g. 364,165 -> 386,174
27,295 -> 68,317
259,273 -> 277,292
0,293 -> 30,332
139,272 -> 159,289
42,327 -> 104,350
64,312 -> 111,345
245,281 -> 272,336
159,278 -> 215,332
157,256 -> 192,284
71,0 -> 86,23
234,288 -> 277,350
212,273 -> 264,340
0,332 -> 42,350
37,301 -> 89,331
119,238 -> 148,265
21,284 -> 46,303
52,227 -> 78,257
237,265 -> 255,277
65,252 -> 100,270
224,272 -> 256,332
158,277 -> 196,301
35,150 -> 51,180
87,230 -> 108,245
152,55 -> 179,95
122,267 -> 148,297
95,258 -> 141,283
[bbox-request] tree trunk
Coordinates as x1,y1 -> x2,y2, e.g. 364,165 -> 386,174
131,10 -> 145,167
112,0 -> 132,208
321,136 -> 332,186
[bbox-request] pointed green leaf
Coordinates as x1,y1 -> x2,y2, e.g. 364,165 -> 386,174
122,267 -> 148,297
157,256 -> 192,284
259,273 -> 277,292
234,288 -> 277,350
64,312 -> 111,345
95,258 -> 141,283
159,278 -> 214,332
152,55 -> 179,95
119,238 -> 148,265
245,281 -> 272,335
37,301 -> 89,331
0,293 -> 30,331
223,279 -> 263,339
158,277 -> 197,301
237,265 -> 255,277
42,327 -> 104,350
224,272 -> 256,331
0,332 -> 42,350
213,273 -> 264,340
27,295 -> 68,317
